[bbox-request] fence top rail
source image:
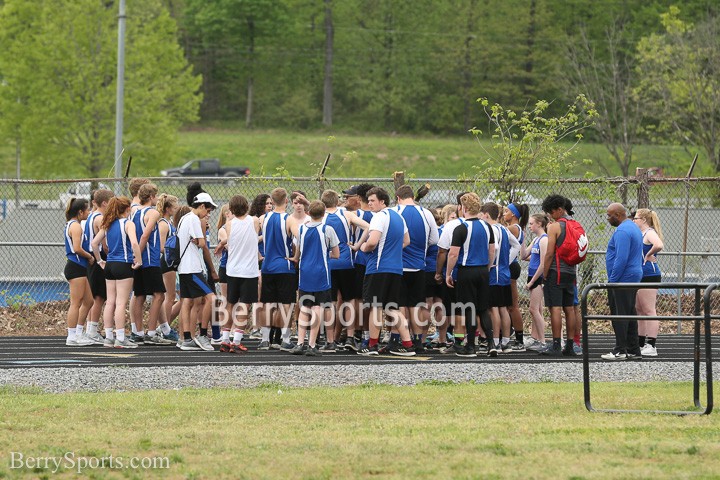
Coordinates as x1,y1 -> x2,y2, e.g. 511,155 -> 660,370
586,250 -> 720,257
583,282 -> 719,290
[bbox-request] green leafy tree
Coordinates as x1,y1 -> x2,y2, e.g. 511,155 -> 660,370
636,7 -> 720,172
470,96 -> 597,203
0,0 -> 201,178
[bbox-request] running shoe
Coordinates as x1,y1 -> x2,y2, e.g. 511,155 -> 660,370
573,342 -> 583,355
486,344 -> 499,357
257,341 -> 271,350
344,337 -> 360,352
210,337 -> 223,346
455,345 -> 477,358
194,335 -> 214,352
626,351 -> 643,361
219,342 -> 233,353
129,333 -> 145,345
179,339 -> 201,351
510,340 -> 526,352
389,343 -> 416,357
103,337 -> 115,348
280,341 -> 296,352
540,343 -> 563,357
562,342 -> 578,357
600,351 -> 627,361
321,342 -> 338,353
381,332 -> 391,344
249,329 -> 262,339
270,343 -> 282,350
291,344 -> 307,355
500,342 -> 513,354
84,332 -> 105,345
305,346 -> 322,357
438,343 -> 455,354
146,334 -> 174,346
74,336 -> 95,347
413,339 -> 426,354
230,343 -> 248,354
163,329 -> 180,343
358,344 -> 379,356
114,338 -> 138,349
478,338 -> 488,349
641,344 -> 658,357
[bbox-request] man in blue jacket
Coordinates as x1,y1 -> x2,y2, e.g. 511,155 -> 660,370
602,203 -> 644,360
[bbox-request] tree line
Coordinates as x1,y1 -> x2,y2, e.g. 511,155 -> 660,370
0,0 -> 719,178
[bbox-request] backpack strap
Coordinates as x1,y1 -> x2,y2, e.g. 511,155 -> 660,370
555,218 -> 567,284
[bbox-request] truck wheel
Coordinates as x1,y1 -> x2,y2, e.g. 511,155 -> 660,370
223,172 -> 240,185
167,173 -> 182,185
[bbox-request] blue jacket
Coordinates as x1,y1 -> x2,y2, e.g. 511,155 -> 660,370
606,219 -> 643,283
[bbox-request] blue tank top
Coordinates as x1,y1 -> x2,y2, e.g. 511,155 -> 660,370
159,218 -> 176,255
396,204 -> 431,271
528,233 -> 546,278
133,207 -> 161,267
366,209 -> 405,276
353,209 -> 374,266
642,233 -> 661,277
82,212 -> 100,254
490,224 -> 511,286
298,224 -> 332,292
219,226 -> 228,268
106,218 -> 134,264
323,209 -> 353,270
425,225 -> 441,273
64,220 -> 88,267
260,211 -> 294,274
456,219 -> 491,267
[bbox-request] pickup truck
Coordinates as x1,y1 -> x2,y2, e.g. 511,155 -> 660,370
160,159 -> 250,180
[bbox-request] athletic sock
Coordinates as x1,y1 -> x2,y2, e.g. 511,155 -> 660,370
638,335 -> 646,347
116,329 -> 126,342
647,337 -> 656,347
261,327 -> 271,343
402,340 -> 413,349
553,337 -> 561,348
362,331 -> 370,341
75,324 -> 84,336
67,328 -> 76,341
183,331 -> 192,341
515,331 -> 523,344
369,338 -> 379,348
136,329 -> 145,337
159,322 -> 172,335
211,324 -> 220,340
147,330 -> 156,338
501,337 -> 510,346
233,330 -> 244,344
574,333 -> 580,345
390,333 -> 400,343
493,337 -> 500,348
222,330 -> 231,342
88,322 -> 98,336
131,323 -> 137,334
105,328 -> 114,340
199,328 -> 208,337
281,327 -> 291,344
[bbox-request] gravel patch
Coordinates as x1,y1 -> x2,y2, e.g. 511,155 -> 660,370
0,362 -> 715,393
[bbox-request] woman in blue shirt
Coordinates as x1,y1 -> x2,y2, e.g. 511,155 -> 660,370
63,198 -> 95,346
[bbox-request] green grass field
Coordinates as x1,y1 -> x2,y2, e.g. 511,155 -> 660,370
1,382 -> 718,479
0,127 -> 711,180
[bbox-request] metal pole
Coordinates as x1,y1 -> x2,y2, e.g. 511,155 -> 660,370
113,0 -> 127,195
14,138 -> 20,207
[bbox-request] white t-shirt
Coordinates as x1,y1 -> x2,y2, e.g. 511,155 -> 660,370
177,212 -> 205,274
226,216 -> 260,278
437,218 -> 462,250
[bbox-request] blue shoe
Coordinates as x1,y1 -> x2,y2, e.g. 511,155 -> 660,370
163,328 -> 179,343
573,342 -> 583,355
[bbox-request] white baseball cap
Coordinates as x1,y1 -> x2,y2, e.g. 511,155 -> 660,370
192,192 -> 218,208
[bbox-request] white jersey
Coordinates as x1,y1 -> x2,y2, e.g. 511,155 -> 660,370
437,218 -> 462,250
226,216 -> 260,278
177,212 -> 205,274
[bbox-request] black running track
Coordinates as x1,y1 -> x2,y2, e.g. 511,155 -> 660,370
0,335 -> 716,369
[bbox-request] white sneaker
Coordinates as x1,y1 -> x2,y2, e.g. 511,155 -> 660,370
641,344 -> 658,357
65,337 -> 78,346
601,351 -> 627,361
75,335 -> 95,346
84,332 -> 105,345
194,335 -> 214,351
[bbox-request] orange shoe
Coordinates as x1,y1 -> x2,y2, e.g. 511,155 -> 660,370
230,343 -> 248,353
219,342 -> 232,353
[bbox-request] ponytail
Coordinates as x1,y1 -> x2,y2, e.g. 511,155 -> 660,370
531,213 -> 548,231
156,193 -> 178,216
217,204 -> 230,230
650,210 -> 663,241
65,198 -> 89,221
101,196 -> 131,230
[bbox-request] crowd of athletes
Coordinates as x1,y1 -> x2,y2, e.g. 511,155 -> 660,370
61,179 -> 665,359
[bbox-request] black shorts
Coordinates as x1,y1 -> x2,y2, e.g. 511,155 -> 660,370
64,260 -> 87,281
179,273 -> 214,299
105,261 -> 134,281
160,255 -> 172,274
489,285 -> 513,307
299,289 -> 333,307
510,261 -> 521,281
527,275 -> 544,291
87,262 -> 107,299
400,270 -> 426,307
363,273 -> 402,306
456,266 -> 490,312
218,266 -> 228,284
353,264 -> 366,300
425,271 -> 442,299
261,273 -> 297,304
442,281 -> 463,315
642,275 -> 661,283
331,268 -> 356,301
226,276 -> 259,304
133,267 -> 166,296
544,270 -> 576,307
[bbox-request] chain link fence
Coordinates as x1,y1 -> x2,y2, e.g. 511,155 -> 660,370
1,175 -> 718,332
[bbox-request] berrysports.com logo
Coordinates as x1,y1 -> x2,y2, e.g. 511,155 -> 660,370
9,452 -> 170,474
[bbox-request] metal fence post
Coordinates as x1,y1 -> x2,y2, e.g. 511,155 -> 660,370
636,167 -> 649,209
677,253 -> 683,334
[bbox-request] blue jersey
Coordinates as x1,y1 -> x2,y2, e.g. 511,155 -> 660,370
133,207 -> 161,268
366,208 -> 407,276
396,204 -> 433,271
64,220 -> 88,267
510,223 -> 524,265
323,209 -> 353,270
106,218 -> 134,264
82,211 -> 101,254
353,209 -> 374,266
425,225 -> 441,273
219,226 -> 228,268
298,224 -> 332,292
260,211 -> 295,274
490,224 -> 511,286
641,230 -> 661,278
528,233 -> 546,278
451,218 -> 492,267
